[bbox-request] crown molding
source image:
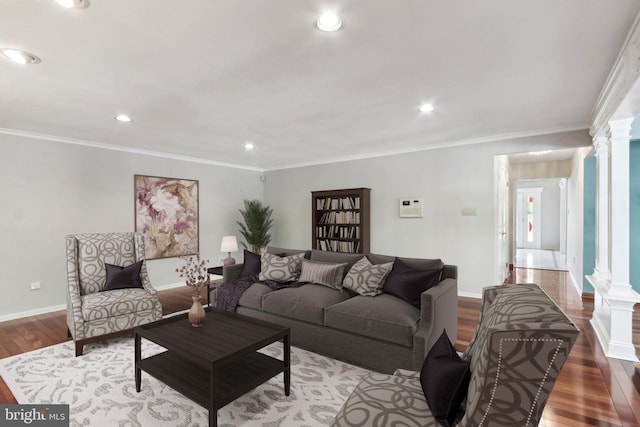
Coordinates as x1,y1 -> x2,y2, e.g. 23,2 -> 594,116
0,123 -> 589,173
263,124 -> 588,171
0,127 -> 263,172
590,12 -> 640,138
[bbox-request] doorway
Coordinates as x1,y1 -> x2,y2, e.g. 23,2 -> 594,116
516,187 -> 543,249
515,180 -> 567,271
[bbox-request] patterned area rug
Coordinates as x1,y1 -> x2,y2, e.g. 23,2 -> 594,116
0,337 -> 371,427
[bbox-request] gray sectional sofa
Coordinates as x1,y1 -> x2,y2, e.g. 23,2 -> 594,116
219,246 -> 458,374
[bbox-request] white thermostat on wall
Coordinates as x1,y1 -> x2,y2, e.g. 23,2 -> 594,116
399,198 -> 423,218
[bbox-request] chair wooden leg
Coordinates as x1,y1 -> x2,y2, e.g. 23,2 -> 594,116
75,341 -> 83,357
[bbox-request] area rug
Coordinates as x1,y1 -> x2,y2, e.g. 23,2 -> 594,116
0,337 -> 372,427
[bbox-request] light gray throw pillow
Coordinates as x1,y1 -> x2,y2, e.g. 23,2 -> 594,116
343,256 -> 393,296
299,259 -> 348,290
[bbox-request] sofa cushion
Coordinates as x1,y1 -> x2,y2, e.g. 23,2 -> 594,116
262,284 -> 352,325
240,249 -> 261,277
342,256 -> 393,296
383,258 -> 442,308
266,246 -> 311,258
332,372 -> 438,427
259,252 -> 305,282
421,330 -> 471,427
325,294 -> 420,346
310,250 -> 363,277
237,282 -> 273,309
299,259 -> 347,290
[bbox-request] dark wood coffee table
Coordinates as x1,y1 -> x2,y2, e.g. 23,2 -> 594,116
134,309 -> 290,427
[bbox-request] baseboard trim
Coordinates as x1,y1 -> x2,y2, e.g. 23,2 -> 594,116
458,291 -> 482,299
154,281 -> 185,291
0,304 -> 66,323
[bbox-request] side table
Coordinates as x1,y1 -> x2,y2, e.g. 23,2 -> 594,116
206,266 -> 223,308
207,266 -> 223,276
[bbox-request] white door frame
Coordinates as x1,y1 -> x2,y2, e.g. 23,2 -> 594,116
494,157 -> 509,284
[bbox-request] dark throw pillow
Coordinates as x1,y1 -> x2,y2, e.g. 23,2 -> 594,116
420,330 -> 471,427
101,260 -> 144,292
382,258 -> 442,308
240,249 -> 261,277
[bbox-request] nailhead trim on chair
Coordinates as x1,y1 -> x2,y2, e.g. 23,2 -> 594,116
479,338 -> 564,427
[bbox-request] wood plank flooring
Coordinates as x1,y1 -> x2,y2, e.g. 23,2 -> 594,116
1,269 -> 639,426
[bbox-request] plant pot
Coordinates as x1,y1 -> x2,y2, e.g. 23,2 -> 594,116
188,296 -> 206,327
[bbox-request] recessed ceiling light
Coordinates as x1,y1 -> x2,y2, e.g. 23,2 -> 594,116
0,49 -> 41,65
528,150 -> 552,156
244,142 -> 255,151
55,0 -> 89,9
418,104 -> 435,113
315,12 -> 343,32
115,114 -> 132,122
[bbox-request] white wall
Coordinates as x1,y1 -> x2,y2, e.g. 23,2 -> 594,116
0,129 -> 591,318
264,130 -> 591,298
0,134 -> 263,320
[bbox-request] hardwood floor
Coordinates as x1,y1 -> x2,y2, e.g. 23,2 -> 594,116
1,270 -> 639,426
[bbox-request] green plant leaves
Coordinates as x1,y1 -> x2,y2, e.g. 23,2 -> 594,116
236,200 -> 274,253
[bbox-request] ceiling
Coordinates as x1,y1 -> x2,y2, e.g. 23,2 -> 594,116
2,1 -> 639,171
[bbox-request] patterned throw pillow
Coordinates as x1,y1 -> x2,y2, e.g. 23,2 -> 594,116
298,259 -> 348,290
259,252 -> 305,282
342,256 -> 393,296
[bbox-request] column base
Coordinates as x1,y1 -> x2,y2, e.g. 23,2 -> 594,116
586,275 -> 640,362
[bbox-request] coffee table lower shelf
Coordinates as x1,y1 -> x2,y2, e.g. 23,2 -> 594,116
137,350 -> 286,417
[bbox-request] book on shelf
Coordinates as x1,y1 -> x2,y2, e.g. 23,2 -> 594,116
316,196 -> 361,211
317,211 -> 360,225
316,239 -> 359,253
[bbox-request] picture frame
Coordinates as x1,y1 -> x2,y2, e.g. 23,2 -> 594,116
134,174 -> 199,259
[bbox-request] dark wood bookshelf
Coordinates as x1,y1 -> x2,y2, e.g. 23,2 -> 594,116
311,188 -> 370,254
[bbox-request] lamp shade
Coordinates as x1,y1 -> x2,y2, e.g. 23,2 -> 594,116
220,236 -> 238,253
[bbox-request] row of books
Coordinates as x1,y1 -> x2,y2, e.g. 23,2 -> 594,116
315,225 -> 360,239
316,239 -> 360,253
316,196 -> 361,210
317,211 -> 360,224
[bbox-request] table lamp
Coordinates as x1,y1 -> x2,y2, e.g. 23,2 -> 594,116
220,235 -> 238,265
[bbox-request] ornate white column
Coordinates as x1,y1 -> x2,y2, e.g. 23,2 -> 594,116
588,118 -> 640,362
592,135 -> 610,280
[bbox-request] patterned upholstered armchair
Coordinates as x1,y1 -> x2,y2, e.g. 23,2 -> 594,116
66,232 -> 163,356
332,283 -> 580,427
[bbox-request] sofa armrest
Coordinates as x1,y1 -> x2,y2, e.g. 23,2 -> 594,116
222,263 -> 244,283
412,277 -> 458,369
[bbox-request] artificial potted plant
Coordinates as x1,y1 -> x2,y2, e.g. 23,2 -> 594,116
237,200 -> 273,254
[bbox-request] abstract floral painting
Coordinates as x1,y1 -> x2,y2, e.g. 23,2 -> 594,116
134,175 -> 199,259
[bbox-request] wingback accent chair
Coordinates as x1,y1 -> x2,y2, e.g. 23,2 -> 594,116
332,283 -> 580,427
66,232 -> 163,356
